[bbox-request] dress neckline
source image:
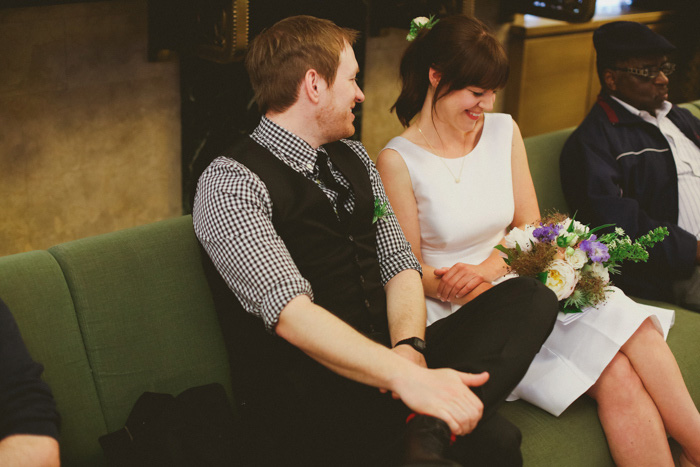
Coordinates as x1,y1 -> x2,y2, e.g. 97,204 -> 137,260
400,112 -> 491,161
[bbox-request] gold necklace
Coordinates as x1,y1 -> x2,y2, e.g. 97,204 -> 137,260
417,126 -> 467,183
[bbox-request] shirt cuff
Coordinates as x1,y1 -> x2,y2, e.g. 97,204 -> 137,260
380,254 -> 422,285
259,278 -> 314,333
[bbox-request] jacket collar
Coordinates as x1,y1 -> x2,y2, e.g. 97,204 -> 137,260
596,93 -> 648,126
596,93 -> 700,147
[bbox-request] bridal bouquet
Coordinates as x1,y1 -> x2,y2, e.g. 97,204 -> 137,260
495,213 -> 668,313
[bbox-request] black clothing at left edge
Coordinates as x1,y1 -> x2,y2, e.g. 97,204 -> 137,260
0,298 -> 60,441
194,119 -> 559,466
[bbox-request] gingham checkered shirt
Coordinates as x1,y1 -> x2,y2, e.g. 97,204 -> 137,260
193,117 -> 420,332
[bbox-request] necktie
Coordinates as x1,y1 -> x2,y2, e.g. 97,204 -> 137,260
316,150 -> 351,223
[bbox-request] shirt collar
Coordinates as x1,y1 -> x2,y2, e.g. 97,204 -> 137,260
251,116 -> 321,175
610,95 -> 672,122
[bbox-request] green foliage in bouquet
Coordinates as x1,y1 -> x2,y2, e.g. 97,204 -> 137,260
599,226 -> 670,274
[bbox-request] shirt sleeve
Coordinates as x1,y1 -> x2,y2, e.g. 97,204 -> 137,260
193,157 -> 313,332
343,140 -> 422,284
0,299 -> 60,440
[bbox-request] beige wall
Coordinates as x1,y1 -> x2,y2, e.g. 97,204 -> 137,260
361,28 -> 407,161
0,0 -> 181,257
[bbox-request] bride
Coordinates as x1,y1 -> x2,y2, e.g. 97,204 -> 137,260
377,14 -> 700,466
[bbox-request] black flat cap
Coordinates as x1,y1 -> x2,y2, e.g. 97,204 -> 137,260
594,21 -> 675,58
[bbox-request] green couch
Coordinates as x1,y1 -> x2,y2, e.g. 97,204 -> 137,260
2,100 -> 700,466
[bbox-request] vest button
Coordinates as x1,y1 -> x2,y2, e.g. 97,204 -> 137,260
359,275 -> 365,283
364,299 -> 370,308
348,235 -> 354,242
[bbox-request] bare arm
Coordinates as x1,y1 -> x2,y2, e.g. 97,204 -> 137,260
0,435 -> 60,467
384,268 -> 428,366
275,295 -> 489,435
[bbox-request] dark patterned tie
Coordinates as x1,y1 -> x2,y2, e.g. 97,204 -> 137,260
316,150 -> 351,224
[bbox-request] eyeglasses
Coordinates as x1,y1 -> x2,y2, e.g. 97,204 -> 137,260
612,62 -> 676,80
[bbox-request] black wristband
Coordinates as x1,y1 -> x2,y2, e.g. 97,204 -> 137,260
394,337 -> 427,355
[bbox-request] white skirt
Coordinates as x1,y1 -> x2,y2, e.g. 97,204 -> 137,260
506,286 -> 675,416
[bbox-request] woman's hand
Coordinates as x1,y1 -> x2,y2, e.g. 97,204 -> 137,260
434,263 -> 487,302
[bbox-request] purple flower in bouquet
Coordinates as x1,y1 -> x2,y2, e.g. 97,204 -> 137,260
579,235 -> 610,263
533,224 -> 562,243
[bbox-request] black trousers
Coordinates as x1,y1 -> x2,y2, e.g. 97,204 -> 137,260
426,277 -> 558,466
242,277 -> 558,467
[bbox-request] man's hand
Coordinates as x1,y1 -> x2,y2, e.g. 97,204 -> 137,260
695,241 -> 700,265
392,368 -> 490,436
277,296 -> 488,436
434,263 -> 487,302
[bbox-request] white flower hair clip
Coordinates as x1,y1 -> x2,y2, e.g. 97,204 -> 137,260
406,15 -> 439,42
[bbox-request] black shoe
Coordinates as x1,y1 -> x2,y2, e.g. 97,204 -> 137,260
401,415 -> 462,466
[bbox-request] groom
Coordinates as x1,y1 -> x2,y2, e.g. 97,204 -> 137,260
193,14 -> 558,466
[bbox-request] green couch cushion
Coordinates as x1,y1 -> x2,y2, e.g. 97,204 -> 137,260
500,397 -> 611,466
0,250 -> 106,467
524,127 -> 576,217
679,102 -> 700,120
48,216 -> 233,434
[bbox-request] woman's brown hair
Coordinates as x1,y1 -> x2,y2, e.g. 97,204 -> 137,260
392,15 -> 509,127
245,15 -> 359,114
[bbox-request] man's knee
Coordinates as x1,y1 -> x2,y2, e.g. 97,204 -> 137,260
503,277 -> 559,335
500,277 -> 558,311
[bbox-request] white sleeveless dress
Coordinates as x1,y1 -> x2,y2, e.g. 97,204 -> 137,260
383,112 -> 675,416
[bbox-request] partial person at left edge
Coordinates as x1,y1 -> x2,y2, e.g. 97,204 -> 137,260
0,298 -> 61,467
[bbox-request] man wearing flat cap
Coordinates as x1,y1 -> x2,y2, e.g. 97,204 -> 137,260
560,21 -> 700,310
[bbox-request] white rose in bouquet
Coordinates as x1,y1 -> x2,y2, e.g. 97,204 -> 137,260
565,248 -> 588,269
562,218 -> 590,236
545,259 -> 578,300
504,226 -> 536,252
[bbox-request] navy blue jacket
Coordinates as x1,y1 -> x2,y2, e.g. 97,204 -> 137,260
560,94 -> 700,302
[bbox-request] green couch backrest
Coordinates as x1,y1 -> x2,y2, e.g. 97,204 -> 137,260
679,100 -> 700,120
524,126 -> 576,218
1,215 -> 234,466
0,250 -> 106,466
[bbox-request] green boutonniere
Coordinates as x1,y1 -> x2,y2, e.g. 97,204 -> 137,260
373,198 -> 394,224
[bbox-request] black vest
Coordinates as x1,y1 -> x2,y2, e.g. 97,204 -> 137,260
224,137 -> 389,339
